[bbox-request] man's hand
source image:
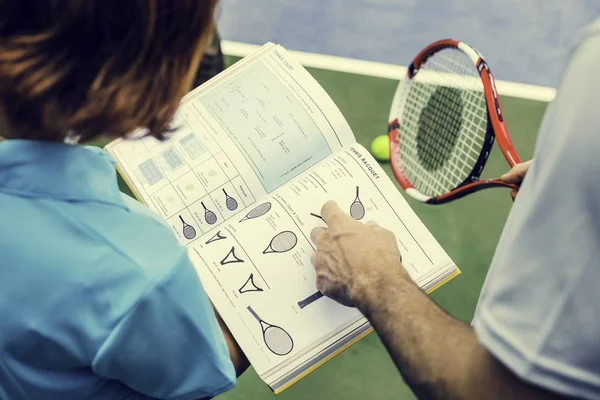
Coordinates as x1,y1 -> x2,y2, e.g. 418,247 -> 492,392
501,160 -> 532,200
310,200 -> 408,309
308,198 -> 564,400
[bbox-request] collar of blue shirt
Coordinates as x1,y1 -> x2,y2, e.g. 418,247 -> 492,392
0,139 -> 127,208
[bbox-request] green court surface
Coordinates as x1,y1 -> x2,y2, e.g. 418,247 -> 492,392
93,55 -> 548,400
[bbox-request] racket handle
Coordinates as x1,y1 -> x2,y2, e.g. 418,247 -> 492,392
247,306 -> 261,321
298,291 -> 324,309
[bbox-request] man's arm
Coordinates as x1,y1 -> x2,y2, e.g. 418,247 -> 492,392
359,269 -> 560,399
310,201 -> 564,400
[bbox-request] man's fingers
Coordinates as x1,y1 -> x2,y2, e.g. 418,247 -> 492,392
310,226 -> 327,246
500,164 -> 525,183
321,200 -> 345,225
501,160 -> 532,184
312,250 -> 328,270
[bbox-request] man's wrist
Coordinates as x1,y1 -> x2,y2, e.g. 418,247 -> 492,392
353,261 -> 413,317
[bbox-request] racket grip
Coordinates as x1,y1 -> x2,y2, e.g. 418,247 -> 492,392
247,306 -> 261,321
298,291 -> 324,309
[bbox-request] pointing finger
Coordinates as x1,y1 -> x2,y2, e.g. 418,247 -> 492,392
310,226 -> 327,246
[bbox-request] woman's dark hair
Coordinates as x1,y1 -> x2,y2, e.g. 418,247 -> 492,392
0,0 -> 218,141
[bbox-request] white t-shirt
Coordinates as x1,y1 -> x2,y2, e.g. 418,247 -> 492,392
472,17 -> 600,400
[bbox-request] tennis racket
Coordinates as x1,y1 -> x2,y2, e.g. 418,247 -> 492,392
247,306 -> 294,356
202,201 -> 218,225
349,186 -> 365,220
388,39 -> 522,205
179,215 -> 197,239
223,189 -> 238,211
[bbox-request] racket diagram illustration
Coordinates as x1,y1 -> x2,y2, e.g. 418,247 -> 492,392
349,186 -> 365,220
205,230 -> 227,245
263,231 -> 298,254
202,202 -> 218,225
179,215 -> 197,240
310,213 -> 326,224
240,202 -> 272,222
223,189 -> 239,211
247,306 -> 294,356
239,273 -> 264,294
220,246 -> 244,265
297,291 -> 324,309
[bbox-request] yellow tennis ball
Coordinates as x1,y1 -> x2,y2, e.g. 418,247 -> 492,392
370,135 -> 390,162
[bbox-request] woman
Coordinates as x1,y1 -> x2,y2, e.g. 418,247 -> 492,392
0,1 -> 248,399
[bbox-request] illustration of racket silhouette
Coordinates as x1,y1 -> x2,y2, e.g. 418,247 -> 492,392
202,202 -> 218,225
239,202 -> 272,222
179,215 -> 197,239
263,231 -> 298,254
297,291 -> 324,309
310,213 -> 326,224
247,306 -> 294,356
205,230 -> 227,245
223,189 -> 238,211
349,186 -> 365,220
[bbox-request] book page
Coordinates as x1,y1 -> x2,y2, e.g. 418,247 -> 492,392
188,143 -> 456,378
105,43 -> 356,245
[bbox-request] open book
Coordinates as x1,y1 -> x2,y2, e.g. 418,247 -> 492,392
104,43 -> 459,394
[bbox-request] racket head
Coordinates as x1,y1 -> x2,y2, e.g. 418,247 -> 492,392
267,231 -> 297,253
226,197 -> 238,211
205,211 -> 217,225
350,202 -> 365,220
183,225 -> 196,239
263,325 -> 294,356
388,39 -> 521,204
241,202 -> 272,221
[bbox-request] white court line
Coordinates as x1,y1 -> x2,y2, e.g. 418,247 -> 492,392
221,40 -> 556,103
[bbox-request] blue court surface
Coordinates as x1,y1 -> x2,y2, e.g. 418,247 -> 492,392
217,0 -> 600,87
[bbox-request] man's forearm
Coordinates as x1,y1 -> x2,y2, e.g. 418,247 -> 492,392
357,268 -> 561,399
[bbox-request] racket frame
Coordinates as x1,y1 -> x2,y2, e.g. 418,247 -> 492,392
388,39 -> 522,205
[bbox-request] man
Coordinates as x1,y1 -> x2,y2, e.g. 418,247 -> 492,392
310,17 -> 600,400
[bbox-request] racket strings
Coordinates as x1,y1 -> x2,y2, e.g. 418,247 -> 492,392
402,85 -> 467,189
396,48 -> 488,196
400,83 -> 469,193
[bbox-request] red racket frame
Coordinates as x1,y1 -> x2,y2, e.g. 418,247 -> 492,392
388,39 -> 522,204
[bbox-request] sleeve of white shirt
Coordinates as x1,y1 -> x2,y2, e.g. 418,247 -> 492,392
472,20 -> 600,400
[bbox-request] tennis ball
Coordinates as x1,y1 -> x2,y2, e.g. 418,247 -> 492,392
370,134 -> 390,162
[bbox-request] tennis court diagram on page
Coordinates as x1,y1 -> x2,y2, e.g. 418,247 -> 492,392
114,121 -> 256,246
198,60 -> 332,193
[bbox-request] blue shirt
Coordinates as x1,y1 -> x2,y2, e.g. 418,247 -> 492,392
473,17 -> 600,400
0,140 -> 236,399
